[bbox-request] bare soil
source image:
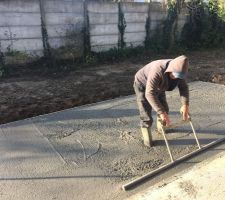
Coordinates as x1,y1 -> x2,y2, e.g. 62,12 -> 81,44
1,49 -> 225,125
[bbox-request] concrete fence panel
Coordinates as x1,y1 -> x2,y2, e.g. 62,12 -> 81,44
125,32 -> 146,44
0,26 -> 42,40
0,38 -> 43,52
0,0 -> 40,13
46,24 -> 83,38
48,36 -> 83,49
151,2 -> 166,12
88,2 -> 119,52
90,32 -> 118,52
42,0 -> 84,57
122,2 -> 149,13
44,0 -> 83,13
88,13 -> 118,25
45,13 -> 84,26
91,35 -> 118,46
150,11 -> 167,21
0,0 -> 42,54
122,3 -> 149,47
0,13 -> 41,26
87,2 -> 118,13
90,24 -> 119,36
124,13 -> 148,23
125,23 -> 146,33
0,0 -> 188,62
92,44 -> 118,52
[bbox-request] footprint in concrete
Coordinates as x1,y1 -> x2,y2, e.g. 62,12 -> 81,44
179,180 -> 198,198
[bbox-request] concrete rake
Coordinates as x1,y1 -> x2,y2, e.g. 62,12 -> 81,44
122,116 -> 225,191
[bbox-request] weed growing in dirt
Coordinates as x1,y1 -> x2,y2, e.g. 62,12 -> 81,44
0,43 -> 6,77
87,46 -> 147,64
0,54 -> 6,77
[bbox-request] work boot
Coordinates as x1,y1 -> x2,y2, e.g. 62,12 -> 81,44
141,127 -> 153,147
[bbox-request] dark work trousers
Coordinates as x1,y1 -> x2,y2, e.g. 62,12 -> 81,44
133,81 -> 169,128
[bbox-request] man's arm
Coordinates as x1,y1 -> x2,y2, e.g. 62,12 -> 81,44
145,73 -> 165,115
178,80 -> 189,120
178,79 -> 189,106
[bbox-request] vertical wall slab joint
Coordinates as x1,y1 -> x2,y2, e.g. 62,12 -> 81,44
118,2 -> 126,49
83,0 -> 91,60
39,0 -> 51,58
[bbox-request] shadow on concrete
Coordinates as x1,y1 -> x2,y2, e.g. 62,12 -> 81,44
1,109 -> 180,128
37,109 -> 178,121
154,138 -> 218,146
162,128 -> 225,136
196,129 -> 225,136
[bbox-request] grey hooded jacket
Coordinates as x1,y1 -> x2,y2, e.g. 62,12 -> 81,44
134,55 -> 189,114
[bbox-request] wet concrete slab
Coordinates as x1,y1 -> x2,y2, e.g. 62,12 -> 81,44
0,120 -> 67,177
127,151 -> 225,200
0,81 -> 225,200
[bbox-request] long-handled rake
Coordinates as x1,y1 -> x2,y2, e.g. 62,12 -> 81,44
122,115 -> 225,191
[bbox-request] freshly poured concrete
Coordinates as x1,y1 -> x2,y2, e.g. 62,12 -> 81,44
127,151 -> 225,200
0,81 -> 225,200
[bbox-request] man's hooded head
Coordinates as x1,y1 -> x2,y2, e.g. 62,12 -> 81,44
166,55 -> 189,79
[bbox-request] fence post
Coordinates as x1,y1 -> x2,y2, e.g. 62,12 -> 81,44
39,0 -> 52,59
118,1 -> 126,49
145,0 -> 152,48
83,0 -> 91,61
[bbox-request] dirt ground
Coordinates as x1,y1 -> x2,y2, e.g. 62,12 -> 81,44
1,49 -> 225,125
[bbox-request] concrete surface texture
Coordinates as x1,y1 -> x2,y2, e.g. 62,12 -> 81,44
0,81 -> 225,200
127,151 -> 225,200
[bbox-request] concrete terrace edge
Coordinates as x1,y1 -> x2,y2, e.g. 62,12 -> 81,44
0,81 -> 223,127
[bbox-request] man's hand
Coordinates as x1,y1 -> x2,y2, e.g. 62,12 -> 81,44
180,105 -> 189,121
160,112 -> 171,126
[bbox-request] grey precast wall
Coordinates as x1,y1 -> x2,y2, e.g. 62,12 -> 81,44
0,0 -> 43,55
148,3 -> 167,34
0,0 -> 187,62
88,1 -> 119,52
0,0 -> 84,57
122,3 -> 149,47
42,0 -> 84,57
87,1 -> 188,51
88,2 -> 169,50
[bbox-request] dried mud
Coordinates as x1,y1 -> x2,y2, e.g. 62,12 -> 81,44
1,50 -> 225,125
